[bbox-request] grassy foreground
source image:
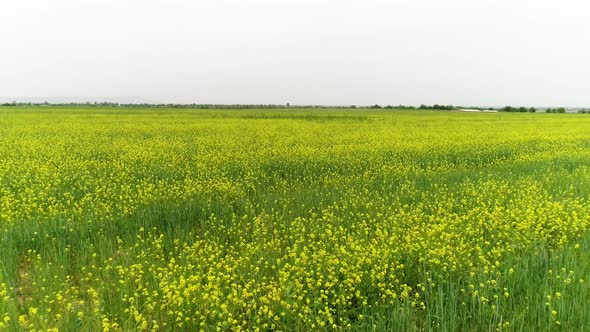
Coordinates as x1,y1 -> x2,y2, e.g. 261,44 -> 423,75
1,107 -> 590,331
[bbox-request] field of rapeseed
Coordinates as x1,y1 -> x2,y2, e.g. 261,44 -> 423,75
1,107 -> 590,331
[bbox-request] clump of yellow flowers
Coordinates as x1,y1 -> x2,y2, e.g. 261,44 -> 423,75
0,107 -> 589,330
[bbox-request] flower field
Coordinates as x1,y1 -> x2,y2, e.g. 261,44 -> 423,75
1,107 -> 590,331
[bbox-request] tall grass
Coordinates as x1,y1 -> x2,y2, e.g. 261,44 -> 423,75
0,107 -> 589,330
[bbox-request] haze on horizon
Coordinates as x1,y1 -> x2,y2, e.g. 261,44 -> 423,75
1,0 -> 589,107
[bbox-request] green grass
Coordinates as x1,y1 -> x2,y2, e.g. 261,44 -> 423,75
0,107 -> 589,330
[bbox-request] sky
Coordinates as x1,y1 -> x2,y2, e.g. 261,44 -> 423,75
1,0 -> 590,106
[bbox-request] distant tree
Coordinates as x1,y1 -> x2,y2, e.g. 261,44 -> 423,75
499,106 -> 537,113
557,107 -> 566,113
370,104 -> 382,109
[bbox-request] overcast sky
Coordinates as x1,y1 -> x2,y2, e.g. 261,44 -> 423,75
1,0 -> 589,106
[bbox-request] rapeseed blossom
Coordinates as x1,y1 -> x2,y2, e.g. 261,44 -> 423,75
0,108 -> 589,330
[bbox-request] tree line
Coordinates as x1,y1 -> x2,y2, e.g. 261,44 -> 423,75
498,106 -> 537,113
545,107 -> 566,113
0,102 -> 578,113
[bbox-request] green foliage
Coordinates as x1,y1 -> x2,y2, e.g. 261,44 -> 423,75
499,106 -> 534,112
0,107 -> 589,330
545,107 -> 567,113
418,104 -> 456,110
